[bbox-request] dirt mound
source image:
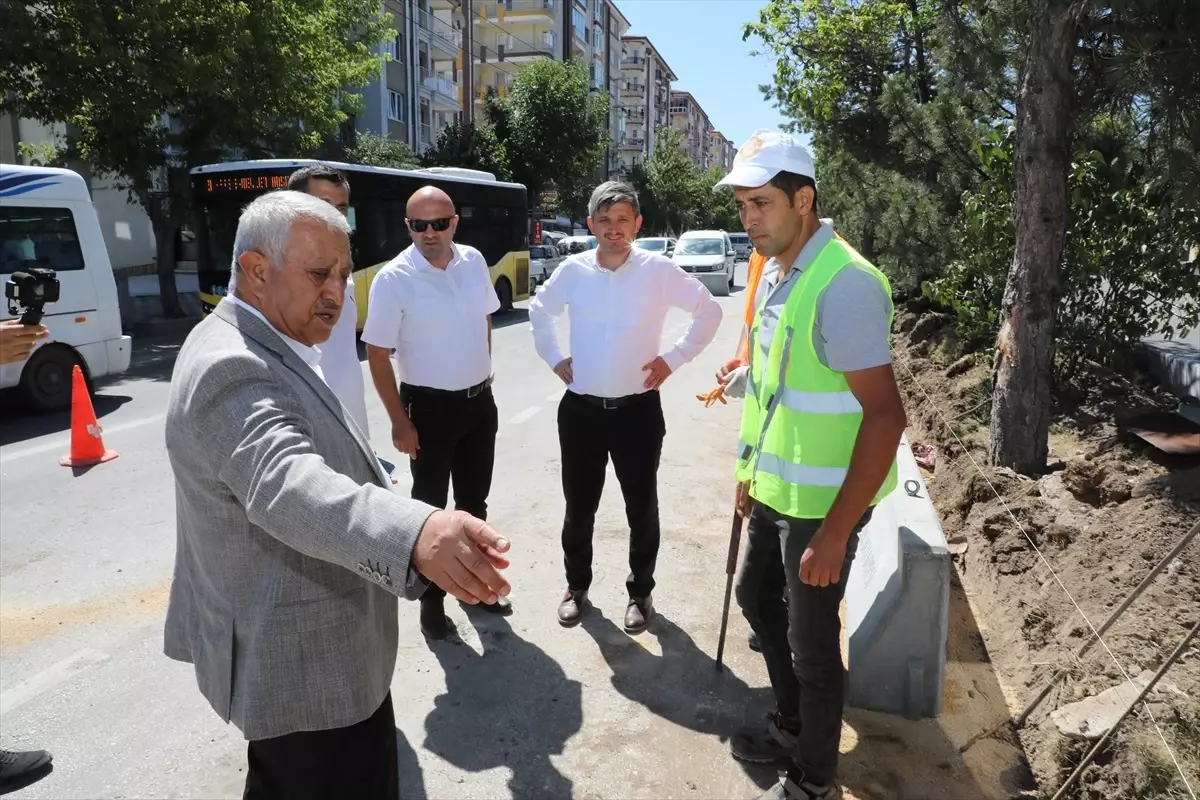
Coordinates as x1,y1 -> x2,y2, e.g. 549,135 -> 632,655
892,301 -> 1200,799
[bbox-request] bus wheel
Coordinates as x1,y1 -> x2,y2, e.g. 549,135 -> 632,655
19,344 -> 83,413
494,277 -> 513,314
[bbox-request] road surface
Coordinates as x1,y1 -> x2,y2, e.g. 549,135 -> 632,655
0,263 -> 1026,799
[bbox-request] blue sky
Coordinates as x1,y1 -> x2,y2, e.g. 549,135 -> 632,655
617,0 -> 809,149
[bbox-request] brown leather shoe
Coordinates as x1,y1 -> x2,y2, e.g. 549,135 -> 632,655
624,594 -> 654,634
557,588 -> 588,626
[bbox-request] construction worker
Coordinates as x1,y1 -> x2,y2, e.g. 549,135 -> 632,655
716,131 -> 907,800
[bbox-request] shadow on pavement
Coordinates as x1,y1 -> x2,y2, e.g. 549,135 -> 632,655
395,724 -> 427,800
422,602 -> 582,799
491,308 -> 529,331
0,392 -> 133,447
579,609 -> 779,790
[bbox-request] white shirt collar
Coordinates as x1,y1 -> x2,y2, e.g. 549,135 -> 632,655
407,242 -> 464,272
229,295 -> 323,370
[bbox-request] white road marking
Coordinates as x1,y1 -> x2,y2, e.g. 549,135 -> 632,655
545,388 -> 565,402
506,406 -> 543,426
0,648 -> 111,715
0,413 -> 166,466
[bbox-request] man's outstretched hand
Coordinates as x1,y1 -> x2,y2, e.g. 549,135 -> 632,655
412,510 -> 511,604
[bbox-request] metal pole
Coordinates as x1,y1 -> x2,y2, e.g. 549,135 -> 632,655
462,0 -> 474,124
715,509 -> 744,672
1050,615 -> 1199,800
1015,517 -> 1199,727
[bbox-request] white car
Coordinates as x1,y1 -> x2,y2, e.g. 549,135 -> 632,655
671,230 -> 736,296
528,243 -> 563,291
634,236 -> 676,257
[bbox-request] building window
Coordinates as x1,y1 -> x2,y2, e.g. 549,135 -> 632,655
571,7 -> 586,41
390,34 -> 404,63
388,90 -> 405,122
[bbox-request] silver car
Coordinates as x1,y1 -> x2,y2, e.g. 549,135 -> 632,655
728,232 -> 751,261
529,244 -> 564,291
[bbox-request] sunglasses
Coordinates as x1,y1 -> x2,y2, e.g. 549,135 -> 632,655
406,217 -> 453,233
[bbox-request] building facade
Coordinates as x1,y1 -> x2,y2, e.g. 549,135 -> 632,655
708,129 -> 735,173
615,35 -> 676,180
669,89 -> 713,171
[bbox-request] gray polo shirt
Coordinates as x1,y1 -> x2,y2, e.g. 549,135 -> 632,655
752,222 -> 893,372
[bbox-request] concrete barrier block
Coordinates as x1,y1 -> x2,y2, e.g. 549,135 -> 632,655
846,434 -> 951,719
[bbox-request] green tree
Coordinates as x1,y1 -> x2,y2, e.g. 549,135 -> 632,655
344,131 -> 418,170
420,120 -> 509,179
692,166 -> 741,232
642,126 -> 700,235
1,0 -> 390,316
491,58 -> 609,210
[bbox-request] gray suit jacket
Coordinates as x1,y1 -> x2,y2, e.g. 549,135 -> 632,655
164,298 -> 435,741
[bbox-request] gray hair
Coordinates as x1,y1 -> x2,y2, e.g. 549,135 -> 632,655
229,190 -> 351,291
588,180 -> 640,218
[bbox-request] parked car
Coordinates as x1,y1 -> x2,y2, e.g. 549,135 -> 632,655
728,232 -> 751,261
528,243 -> 564,291
671,230 -> 736,296
634,236 -> 677,257
559,235 -> 597,255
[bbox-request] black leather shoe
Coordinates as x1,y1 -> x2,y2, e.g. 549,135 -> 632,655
748,628 -> 762,652
624,594 -> 654,634
420,595 -> 450,639
557,589 -> 588,626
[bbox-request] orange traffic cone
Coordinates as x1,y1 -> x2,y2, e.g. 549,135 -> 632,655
59,365 -> 119,467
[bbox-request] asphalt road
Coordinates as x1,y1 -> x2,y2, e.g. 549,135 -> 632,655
0,261 -> 1026,800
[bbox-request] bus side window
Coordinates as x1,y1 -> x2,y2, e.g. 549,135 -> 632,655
0,206 -> 85,274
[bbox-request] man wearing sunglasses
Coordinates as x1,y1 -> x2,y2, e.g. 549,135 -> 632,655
362,185 -> 511,639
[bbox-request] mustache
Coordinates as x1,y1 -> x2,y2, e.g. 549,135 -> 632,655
317,299 -> 340,312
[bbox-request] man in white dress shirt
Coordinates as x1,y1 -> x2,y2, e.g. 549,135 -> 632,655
529,181 -> 722,634
287,164 -> 370,438
362,186 -> 511,640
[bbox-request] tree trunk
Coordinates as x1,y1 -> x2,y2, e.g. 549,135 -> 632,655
154,215 -> 183,318
988,0 -> 1088,474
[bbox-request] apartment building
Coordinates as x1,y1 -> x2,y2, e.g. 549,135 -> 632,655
669,89 -> 713,170
614,35 -> 677,179
354,0 -> 463,154
708,130 -> 735,173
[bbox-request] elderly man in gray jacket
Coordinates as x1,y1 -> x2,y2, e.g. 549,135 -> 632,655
163,190 -> 512,800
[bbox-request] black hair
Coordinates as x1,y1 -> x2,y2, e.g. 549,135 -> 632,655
288,163 -> 350,198
768,170 -> 818,215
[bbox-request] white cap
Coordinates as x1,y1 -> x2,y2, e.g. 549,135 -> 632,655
715,130 -> 815,191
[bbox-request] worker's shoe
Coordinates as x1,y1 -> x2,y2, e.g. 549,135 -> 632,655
420,595 -> 451,640
756,771 -> 842,800
624,594 -> 654,634
731,711 -> 800,765
557,588 -> 588,626
748,628 -> 762,652
0,749 -> 53,790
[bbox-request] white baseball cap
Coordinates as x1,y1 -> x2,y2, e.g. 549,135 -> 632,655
715,130 -> 815,191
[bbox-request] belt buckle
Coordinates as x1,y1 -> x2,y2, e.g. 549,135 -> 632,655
468,383 -> 481,399
602,397 -> 618,410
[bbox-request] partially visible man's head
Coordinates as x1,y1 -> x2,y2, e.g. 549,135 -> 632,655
405,186 -> 458,266
586,181 -> 642,255
231,191 -> 352,346
716,131 -> 819,259
288,164 -> 351,217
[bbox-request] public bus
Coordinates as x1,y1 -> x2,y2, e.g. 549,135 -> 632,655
189,159 -> 530,325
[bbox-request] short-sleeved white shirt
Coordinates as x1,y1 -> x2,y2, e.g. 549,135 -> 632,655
361,243 -> 500,391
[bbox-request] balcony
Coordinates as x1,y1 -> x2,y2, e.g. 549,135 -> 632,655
620,136 -> 646,150
489,33 -> 555,62
623,107 -> 645,122
620,82 -> 645,96
486,0 -> 556,21
620,55 -> 645,69
421,68 -> 461,109
417,9 -> 462,55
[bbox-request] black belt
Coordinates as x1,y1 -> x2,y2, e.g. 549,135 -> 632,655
401,376 -> 493,399
572,390 -> 655,410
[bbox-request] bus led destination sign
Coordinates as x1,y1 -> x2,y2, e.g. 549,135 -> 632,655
203,174 -> 291,193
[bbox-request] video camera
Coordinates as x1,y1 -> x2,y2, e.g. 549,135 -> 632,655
5,267 -> 60,325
